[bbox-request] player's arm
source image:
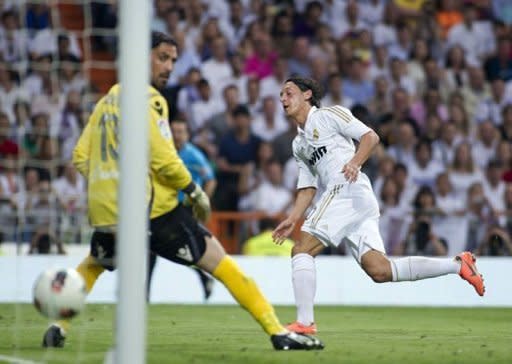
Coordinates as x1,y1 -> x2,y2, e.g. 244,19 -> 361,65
72,116 -> 94,178
328,106 -> 380,182
273,152 -> 317,244
343,130 -> 380,182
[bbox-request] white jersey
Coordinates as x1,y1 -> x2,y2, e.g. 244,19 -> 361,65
292,105 -> 372,190
293,105 -> 385,260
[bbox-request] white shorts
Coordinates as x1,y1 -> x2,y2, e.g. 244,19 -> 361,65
301,182 -> 385,263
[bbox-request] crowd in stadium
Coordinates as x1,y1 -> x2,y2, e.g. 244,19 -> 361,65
0,0 -> 512,257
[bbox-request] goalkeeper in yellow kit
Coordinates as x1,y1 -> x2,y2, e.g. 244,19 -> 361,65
42,32 -> 323,351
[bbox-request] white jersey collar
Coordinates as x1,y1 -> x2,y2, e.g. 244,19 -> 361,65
297,105 -> 318,135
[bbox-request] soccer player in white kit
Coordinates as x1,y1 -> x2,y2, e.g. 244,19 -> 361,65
273,77 -> 485,334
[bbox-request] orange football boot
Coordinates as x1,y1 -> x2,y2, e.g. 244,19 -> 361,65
456,252 -> 485,296
286,321 -> 318,334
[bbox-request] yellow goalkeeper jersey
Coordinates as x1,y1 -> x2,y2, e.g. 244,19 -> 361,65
72,84 -> 192,227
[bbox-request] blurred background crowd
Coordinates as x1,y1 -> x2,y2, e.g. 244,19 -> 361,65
1,0 -> 512,257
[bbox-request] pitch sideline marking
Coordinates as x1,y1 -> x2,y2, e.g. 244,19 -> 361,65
0,354 -> 43,364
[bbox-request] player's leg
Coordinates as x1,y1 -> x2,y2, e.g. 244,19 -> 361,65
197,235 -> 323,350
43,231 -> 114,348
149,206 -> 324,350
286,231 -> 325,333
348,218 -> 485,296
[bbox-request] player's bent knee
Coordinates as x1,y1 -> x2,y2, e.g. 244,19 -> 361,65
366,269 -> 389,283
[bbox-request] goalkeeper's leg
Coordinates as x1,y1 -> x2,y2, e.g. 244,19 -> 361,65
43,230 -> 114,348
197,236 -> 323,350
42,255 -> 105,347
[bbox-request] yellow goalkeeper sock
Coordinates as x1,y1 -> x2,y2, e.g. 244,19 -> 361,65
56,255 -> 105,332
76,255 -> 105,293
212,255 -> 286,336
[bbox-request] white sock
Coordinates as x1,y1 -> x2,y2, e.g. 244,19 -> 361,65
292,253 -> 316,326
389,256 -> 460,282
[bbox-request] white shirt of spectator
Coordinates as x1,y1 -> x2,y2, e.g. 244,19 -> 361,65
251,113 -> 288,142
472,139 -> 498,170
474,96 -> 512,126
432,136 -> 462,168
446,21 -> 495,65
52,174 -> 86,211
359,0 -> 385,27
408,159 -> 445,188
387,145 -> 416,168
246,180 -> 292,215
29,29 -> 82,59
373,22 -> 397,47
293,105 -> 372,190
201,59 -> 233,101
449,169 -> 484,199
190,96 -> 223,132
482,178 -> 506,214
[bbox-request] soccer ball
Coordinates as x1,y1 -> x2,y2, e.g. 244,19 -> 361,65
33,268 -> 87,319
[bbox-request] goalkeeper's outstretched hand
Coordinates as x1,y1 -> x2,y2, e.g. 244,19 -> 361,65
185,184 -> 211,223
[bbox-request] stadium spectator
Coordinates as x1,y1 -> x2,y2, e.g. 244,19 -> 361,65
176,67 -> 201,122
260,56 -> 289,102
482,159 -> 507,214
243,32 -> 277,80
201,35 -> 232,99
397,186 -> 448,256
446,3 -> 495,65
0,61 -> 27,122
0,9 -> 29,66
436,0 -> 463,40
251,95 -> 288,142
165,30 -> 201,88
322,72 -> 353,109
465,182 -> 495,251
444,45 -> 468,93
475,78 -> 512,125
190,78 -> 222,132
473,120 -> 500,170
241,158 -> 292,215
221,52 -> 249,103
25,3 -> 52,34
214,105 -> 260,211
449,142 -> 484,198
408,139 -> 444,188
52,162 -> 86,240
461,66 -> 490,119
432,121 -> 460,168
246,76 -> 262,116
287,36 -> 311,77
342,56 -> 374,105
387,121 -> 417,167
202,83 -> 240,149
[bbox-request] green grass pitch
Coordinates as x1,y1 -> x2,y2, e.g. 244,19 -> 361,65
0,304 -> 511,364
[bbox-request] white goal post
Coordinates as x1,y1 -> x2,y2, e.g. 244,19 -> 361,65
116,1 -> 150,364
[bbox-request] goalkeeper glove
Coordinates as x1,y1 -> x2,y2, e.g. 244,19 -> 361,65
184,182 -> 211,223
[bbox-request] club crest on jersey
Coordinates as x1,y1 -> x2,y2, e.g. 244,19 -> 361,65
313,128 -> 319,140
308,145 -> 327,166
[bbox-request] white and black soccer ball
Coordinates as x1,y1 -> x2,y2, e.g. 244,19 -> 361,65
33,268 -> 87,319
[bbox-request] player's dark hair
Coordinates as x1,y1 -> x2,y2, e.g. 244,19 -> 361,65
285,76 -> 323,108
151,31 -> 177,49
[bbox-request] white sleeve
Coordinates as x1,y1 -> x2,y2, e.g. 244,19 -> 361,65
294,151 -> 318,190
324,105 -> 372,141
